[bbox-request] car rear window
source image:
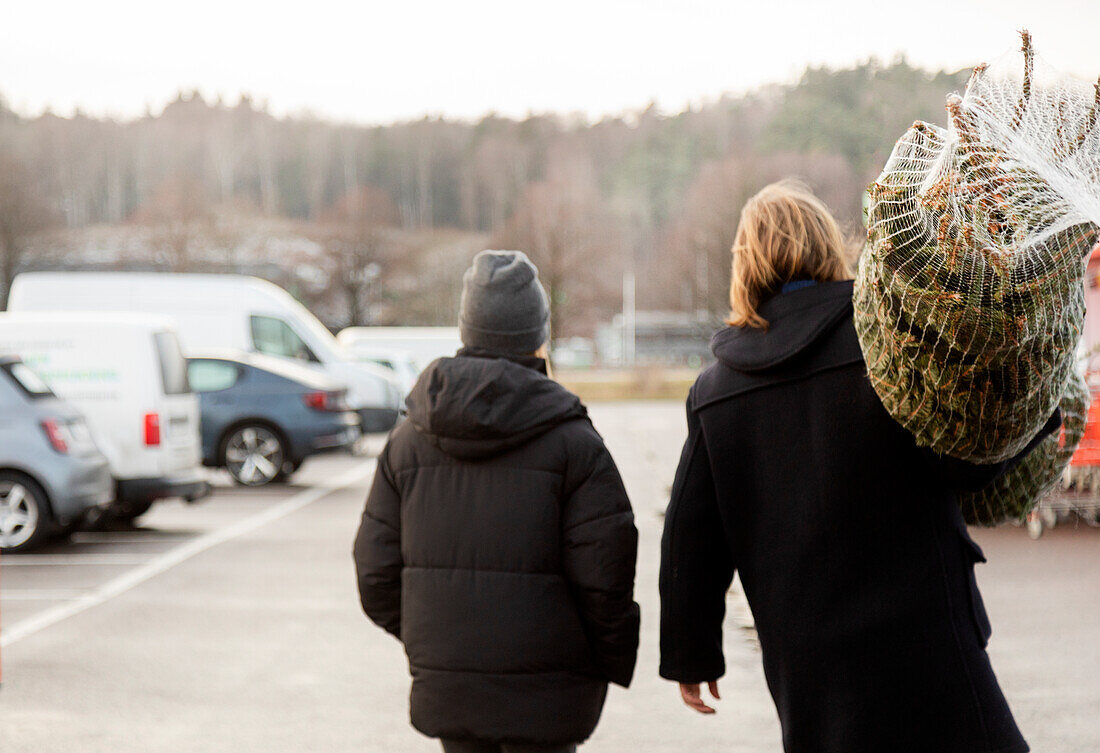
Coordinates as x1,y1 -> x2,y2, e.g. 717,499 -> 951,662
187,359 -> 240,392
153,332 -> 191,395
1,362 -> 55,399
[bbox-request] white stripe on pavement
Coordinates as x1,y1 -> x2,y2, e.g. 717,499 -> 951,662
2,590 -> 90,601
0,460 -> 375,648
69,534 -> 192,544
1,555 -> 152,566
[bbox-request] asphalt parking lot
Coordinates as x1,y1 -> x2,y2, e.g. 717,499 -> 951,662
1,402 -> 1098,753
0,456 -> 375,646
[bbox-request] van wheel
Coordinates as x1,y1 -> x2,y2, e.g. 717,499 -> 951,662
0,472 -> 52,552
224,425 -> 285,487
83,501 -> 153,530
112,500 -> 155,524
53,511 -> 91,540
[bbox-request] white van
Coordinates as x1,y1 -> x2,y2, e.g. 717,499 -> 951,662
0,312 -> 210,520
337,344 -> 422,395
338,326 -> 462,368
9,272 -> 403,432
337,327 -> 462,395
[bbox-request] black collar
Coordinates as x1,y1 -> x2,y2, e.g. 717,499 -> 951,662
710,279 -> 855,372
456,346 -> 548,375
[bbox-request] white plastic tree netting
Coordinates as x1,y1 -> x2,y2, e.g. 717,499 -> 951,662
854,33 -> 1100,522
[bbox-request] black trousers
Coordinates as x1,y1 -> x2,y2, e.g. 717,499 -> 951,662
440,739 -> 577,753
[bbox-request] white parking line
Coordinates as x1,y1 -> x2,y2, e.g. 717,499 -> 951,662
2,554 -> 156,566
0,460 -> 374,648
69,534 -> 192,544
2,590 -> 90,601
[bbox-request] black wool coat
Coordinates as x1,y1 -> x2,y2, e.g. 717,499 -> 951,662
660,280 -> 1053,753
355,349 -> 640,745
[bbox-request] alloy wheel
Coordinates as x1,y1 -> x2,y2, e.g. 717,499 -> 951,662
0,480 -> 41,550
225,426 -> 285,487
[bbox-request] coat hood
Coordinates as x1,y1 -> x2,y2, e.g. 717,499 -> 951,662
405,349 -> 586,460
711,280 -> 855,373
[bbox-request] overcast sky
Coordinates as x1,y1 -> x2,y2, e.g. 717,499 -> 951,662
2,0 -> 1098,124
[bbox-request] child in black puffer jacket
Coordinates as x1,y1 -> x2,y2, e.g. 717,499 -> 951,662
355,250 -> 639,753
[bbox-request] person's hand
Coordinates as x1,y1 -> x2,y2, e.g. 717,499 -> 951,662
679,681 -> 720,714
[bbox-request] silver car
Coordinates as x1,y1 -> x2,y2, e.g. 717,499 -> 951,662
0,355 -> 112,551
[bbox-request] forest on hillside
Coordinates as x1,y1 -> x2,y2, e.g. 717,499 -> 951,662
0,59 -> 969,335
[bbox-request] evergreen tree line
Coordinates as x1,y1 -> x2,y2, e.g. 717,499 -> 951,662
0,60 -> 968,334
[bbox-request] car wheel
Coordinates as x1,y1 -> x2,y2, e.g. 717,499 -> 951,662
224,425 -> 285,487
0,472 -> 51,552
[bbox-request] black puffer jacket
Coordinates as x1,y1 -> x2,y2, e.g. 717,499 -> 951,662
354,349 -> 640,745
660,281 -> 1054,753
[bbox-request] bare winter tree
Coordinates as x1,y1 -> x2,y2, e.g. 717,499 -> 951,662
317,185 -> 399,327
0,59 -> 956,329
491,151 -> 624,338
651,150 -> 863,317
467,128 -> 536,231
0,153 -> 53,308
131,175 -> 212,271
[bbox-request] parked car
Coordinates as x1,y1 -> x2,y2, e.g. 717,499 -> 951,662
187,351 -> 361,486
0,355 -> 112,551
0,313 -> 211,522
9,272 -> 403,432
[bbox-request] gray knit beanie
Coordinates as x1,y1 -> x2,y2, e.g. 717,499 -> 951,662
459,250 -> 550,355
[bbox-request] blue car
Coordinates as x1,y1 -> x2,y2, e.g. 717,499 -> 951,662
0,355 -> 113,550
187,352 -> 361,486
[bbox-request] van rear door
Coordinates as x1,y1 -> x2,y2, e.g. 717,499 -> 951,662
152,331 -> 203,474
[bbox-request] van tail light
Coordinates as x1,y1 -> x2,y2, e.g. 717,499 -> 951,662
144,412 -> 161,446
303,390 -> 348,412
41,419 -> 69,453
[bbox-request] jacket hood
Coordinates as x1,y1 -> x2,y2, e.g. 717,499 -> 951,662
405,349 -> 586,460
711,279 -> 855,373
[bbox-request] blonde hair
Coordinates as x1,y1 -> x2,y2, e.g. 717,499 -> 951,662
728,180 -> 852,329
532,342 -> 553,379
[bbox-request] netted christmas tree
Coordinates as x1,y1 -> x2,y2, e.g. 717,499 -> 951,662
854,32 -> 1100,523
958,370 -> 1090,525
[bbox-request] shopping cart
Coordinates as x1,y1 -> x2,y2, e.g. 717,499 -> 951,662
1027,246 -> 1100,537
1028,390 -> 1100,538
